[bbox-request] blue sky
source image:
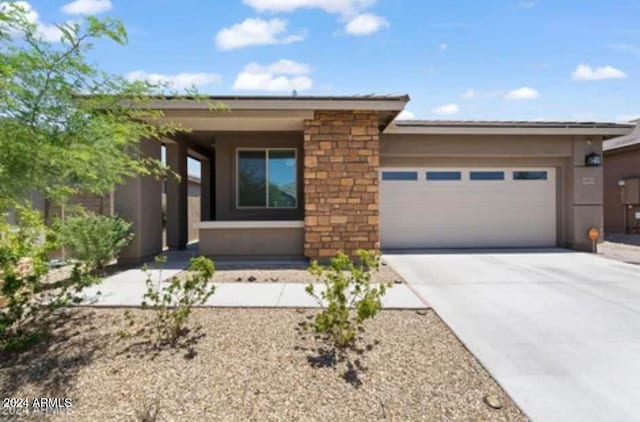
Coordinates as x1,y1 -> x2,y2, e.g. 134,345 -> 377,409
18,0 -> 640,123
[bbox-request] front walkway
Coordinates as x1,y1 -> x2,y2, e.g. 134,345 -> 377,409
80,248 -> 427,309
385,248 -> 640,422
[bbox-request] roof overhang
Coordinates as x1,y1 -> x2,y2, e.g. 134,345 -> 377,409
148,95 -> 409,132
385,120 -> 635,136
603,123 -> 640,152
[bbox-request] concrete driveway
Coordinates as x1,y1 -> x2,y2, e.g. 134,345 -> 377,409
384,248 -> 640,422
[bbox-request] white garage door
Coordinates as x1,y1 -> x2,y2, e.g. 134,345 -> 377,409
380,168 -> 557,249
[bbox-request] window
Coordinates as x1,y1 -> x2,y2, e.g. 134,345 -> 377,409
470,171 -> 505,181
237,149 -> 297,208
514,171 -> 548,180
426,171 -> 462,181
382,171 -> 418,181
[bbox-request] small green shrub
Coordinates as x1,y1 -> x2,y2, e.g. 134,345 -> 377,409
58,213 -> 132,273
305,250 -> 391,350
141,256 -> 215,344
0,204 -> 97,351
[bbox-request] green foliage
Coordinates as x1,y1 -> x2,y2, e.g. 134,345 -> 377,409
0,3 -> 203,208
141,256 -> 216,344
58,212 -> 132,273
306,250 -> 391,349
0,203 -> 97,351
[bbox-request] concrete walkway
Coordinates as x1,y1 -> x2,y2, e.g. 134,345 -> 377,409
81,247 -> 427,309
385,248 -> 640,422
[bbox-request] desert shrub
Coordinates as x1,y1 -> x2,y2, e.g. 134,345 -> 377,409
0,205 -> 96,351
58,213 -> 132,273
305,250 -> 391,350
141,256 -> 215,344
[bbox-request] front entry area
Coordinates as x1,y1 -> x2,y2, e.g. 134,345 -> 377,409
380,167 -> 557,249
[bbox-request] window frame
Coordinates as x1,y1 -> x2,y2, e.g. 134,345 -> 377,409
513,171 -> 548,181
381,171 -> 419,181
236,148 -> 298,209
426,171 -> 462,181
470,171 -> 505,181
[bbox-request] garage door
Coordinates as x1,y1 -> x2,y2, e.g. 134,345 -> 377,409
380,168 -> 557,249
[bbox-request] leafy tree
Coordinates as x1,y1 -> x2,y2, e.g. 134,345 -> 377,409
0,1 -> 188,215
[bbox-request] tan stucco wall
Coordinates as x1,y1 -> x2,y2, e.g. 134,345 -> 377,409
213,132 -> 304,221
380,133 -> 604,251
115,139 -> 163,265
198,227 -> 304,257
603,146 -> 640,232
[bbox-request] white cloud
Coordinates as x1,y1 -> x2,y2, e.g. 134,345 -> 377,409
215,18 -> 303,50
125,71 -> 222,90
345,13 -> 388,35
572,64 -> 627,81
0,1 -> 64,42
396,110 -> 416,120
61,0 -> 112,15
245,59 -> 310,75
461,89 -> 475,99
439,43 -> 448,51
431,104 -> 459,116
243,0 -> 375,16
243,0 -> 387,37
505,87 -> 539,100
233,60 -> 313,92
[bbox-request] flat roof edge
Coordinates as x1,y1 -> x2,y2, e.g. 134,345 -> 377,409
145,95 -> 410,112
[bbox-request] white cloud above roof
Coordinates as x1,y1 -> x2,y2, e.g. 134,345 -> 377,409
243,0 -> 375,16
125,71 -> 222,90
243,0 -> 386,37
431,104 -> 459,115
505,87 -> 539,100
572,64 -> 627,81
0,1 -> 64,42
61,0 -> 112,15
396,110 -> 416,120
233,60 -> 313,92
215,18 -> 303,50
345,13 -> 388,35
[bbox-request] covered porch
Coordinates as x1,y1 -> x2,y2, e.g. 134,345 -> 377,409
114,96 -> 407,264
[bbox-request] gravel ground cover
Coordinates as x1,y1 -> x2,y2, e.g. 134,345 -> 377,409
211,260 -> 405,284
0,308 -> 525,421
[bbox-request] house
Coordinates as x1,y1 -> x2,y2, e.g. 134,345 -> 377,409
603,121 -> 640,233
111,95 -> 634,264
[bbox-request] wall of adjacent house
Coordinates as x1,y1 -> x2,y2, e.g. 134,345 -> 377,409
380,133 -> 604,251
603,146 -> 640,232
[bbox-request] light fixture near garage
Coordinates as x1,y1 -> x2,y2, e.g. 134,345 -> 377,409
585,152 -> 602,167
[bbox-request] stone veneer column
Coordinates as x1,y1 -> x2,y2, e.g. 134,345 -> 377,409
303,110 -> 380,259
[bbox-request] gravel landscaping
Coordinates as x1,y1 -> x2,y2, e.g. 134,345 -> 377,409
212,259 -> 406,285
0,308 -> 525,421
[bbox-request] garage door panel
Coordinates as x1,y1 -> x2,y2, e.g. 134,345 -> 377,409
380,167 -> 556,249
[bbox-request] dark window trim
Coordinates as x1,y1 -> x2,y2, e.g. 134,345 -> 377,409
513,171 -> 548,180
382,171 -> 418,181
426,171 -> 462,181
236,148 -> 298,209
470,171 -> 505,181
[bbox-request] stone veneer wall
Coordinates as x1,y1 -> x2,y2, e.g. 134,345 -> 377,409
303,110 -> 380,258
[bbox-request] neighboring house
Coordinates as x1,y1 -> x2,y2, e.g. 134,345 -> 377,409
112,95 -> 634,264
603,120 -> 640,233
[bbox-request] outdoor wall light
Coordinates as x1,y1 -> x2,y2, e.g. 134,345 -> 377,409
585,152 -> 602,167
618,179 -> 626,187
